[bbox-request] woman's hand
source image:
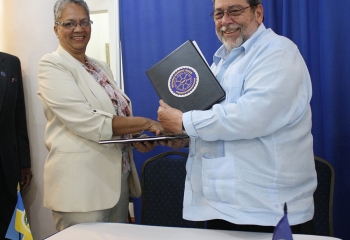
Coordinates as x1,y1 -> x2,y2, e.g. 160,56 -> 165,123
145,120 -> 163,136
112,116 -> 163,136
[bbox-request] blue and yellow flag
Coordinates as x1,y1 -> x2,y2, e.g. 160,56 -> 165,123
5,184 -> 33,240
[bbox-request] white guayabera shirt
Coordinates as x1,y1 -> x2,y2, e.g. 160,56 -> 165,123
182,23 -> 317,226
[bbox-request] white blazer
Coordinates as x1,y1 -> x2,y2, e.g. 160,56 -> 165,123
38,45 -> 141,212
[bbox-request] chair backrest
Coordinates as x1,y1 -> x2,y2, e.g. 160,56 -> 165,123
313,156 -> 335,237
141,151 -> 204,228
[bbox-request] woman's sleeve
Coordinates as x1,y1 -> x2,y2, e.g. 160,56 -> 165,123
38,54 -> 114,142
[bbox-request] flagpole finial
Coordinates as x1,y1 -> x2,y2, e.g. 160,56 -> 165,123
273,202 -> 293,240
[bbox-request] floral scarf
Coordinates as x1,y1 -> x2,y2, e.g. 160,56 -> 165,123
82,57 -> 131,173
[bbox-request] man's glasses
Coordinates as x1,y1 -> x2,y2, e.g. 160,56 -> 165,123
210,5 -> 255,20
55,20 -> 93,29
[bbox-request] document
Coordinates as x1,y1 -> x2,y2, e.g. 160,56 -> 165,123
99,134 -> 189,144
146,40 -> 225,112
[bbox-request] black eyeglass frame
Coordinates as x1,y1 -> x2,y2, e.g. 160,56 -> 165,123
210,4 -> 257,20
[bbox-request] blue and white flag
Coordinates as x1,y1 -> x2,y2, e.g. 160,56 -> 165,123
272,203 -> 293,240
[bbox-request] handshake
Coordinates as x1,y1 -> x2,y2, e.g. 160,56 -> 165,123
144,99 -> 190,150
100,100 -> 189,152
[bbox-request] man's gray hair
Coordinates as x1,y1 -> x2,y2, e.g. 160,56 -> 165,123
212,0 -> 262,8
54,0 -> 90,22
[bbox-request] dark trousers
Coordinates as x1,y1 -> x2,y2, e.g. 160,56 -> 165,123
207,219 -> 315,235
0,168 -> 17,240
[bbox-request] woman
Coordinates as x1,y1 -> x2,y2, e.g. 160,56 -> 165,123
38,0 -> 162,231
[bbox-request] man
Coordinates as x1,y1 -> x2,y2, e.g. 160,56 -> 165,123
157,0 -> 317,234
0,52 -> 32,239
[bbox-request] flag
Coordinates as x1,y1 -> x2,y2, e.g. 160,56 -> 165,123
5,184 -> 33,240
272,203 -> 293,240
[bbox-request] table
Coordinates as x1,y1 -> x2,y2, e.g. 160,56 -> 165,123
44,223 -> 341,240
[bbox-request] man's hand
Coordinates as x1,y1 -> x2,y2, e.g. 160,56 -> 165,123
132,134 -> 159,153
20,167 -> 33,191
157,100 -> 183,134
159,138 -> 190,149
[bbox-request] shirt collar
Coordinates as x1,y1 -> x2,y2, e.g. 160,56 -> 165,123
213,23 -> 266,65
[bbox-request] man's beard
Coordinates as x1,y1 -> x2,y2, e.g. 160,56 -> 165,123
216,20 -> 259,52
216,25 -> 245,52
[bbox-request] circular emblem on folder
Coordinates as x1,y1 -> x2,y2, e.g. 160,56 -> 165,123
168,66 -> 199,97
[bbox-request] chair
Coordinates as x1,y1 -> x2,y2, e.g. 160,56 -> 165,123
141,151 -> 204,228
313,156 -> 335,237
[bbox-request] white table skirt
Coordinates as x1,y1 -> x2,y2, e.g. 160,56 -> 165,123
44,222 -> 341,240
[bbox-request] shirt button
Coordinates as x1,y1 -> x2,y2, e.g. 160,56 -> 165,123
93,110 -> 97,112
275,204 -> 279,208
190,154 -> 194,157
275,217 -> 280,221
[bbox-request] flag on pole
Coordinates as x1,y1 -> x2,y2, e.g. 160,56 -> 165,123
272,203 -> 293,240
5,184 -> 33,240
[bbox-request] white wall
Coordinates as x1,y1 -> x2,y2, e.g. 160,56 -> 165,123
0,0 -> 118,239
